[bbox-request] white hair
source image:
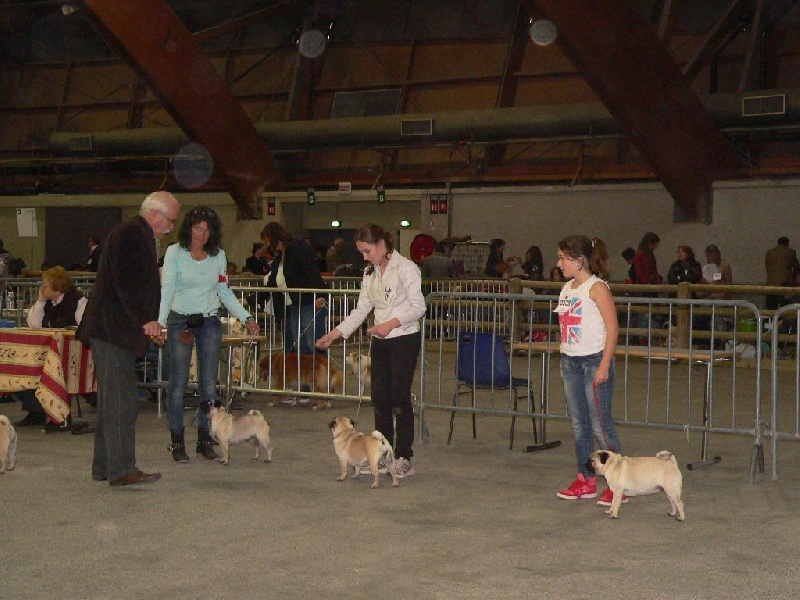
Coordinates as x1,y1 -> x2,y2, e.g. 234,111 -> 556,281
140,191 -> 173,216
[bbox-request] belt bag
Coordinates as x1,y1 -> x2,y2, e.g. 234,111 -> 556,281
179,313 -> 205,345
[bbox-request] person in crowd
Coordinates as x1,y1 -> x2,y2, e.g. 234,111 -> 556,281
549,266 -> 564,282
765,236 -> 800,310
158,206 -> 260,463
554,235 -> 624,508
317,224 -> 426,478
667,245 -> 703,285
421,241 -> 455,278
314,244 -> 328,273
0,238 -> 15,278
326,237 -> 345,273
702,244 -> 732,287
261,222 -> 327,355
85,234 -> 102,272
77,190 -> 180,487
243,242 -> 271,276
226,261 -> 239,277
621,247 -> 636,283
633,232 -> 662,285
13,266 -> 89,428
484,238 -> 518,277
520,245 -> 544,280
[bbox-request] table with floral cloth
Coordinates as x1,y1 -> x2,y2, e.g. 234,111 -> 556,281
0,327 -> 96,423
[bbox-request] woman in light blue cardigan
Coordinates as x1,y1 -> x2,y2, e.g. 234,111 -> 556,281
158,206 -> 259,462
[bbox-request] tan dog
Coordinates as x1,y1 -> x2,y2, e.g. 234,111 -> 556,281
328,416 -> 398,488
589,450 -> 685,521
0,415 -> 18,474
259,352 -> 343,410
346,352 -> 371,391
208,402 -> 272,466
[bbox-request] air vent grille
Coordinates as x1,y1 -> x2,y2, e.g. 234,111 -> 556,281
401,118 -> 433,136
741,94 -> 785,117
67,135 -> 93,152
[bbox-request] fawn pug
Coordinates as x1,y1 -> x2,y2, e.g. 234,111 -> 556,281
259,352 -> 343,410
589,449 -> 685,521
0,415 -> 17,474
345,352 -> 371,390
207,401 -> 272,466
328,416 -> 398,489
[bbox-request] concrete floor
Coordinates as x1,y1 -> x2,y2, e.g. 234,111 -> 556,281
1,390 -> 799,600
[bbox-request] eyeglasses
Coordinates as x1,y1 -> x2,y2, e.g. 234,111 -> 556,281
157,210 -> 177,226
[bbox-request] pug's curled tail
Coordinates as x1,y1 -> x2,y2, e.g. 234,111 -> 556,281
371,431 -> 396,461
656,450 -> 675,461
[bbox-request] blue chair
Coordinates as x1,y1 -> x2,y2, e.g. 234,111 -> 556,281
448,330 -> 537,450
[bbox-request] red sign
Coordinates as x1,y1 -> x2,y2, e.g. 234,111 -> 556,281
439,195 -> 449,214
267,198 -> 276,216
429,196 -> 439,214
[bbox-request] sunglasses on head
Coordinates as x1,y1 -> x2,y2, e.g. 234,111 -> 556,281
191,207 -> 216,219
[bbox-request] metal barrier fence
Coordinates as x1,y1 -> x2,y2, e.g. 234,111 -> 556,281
419,291 -> 766,482
768,304 -> 800,480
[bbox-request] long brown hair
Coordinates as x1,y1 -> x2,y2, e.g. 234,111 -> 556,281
557,235 -> 610,280
357,224 -> 394,275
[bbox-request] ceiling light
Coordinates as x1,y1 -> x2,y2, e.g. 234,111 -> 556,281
400,219 -> 411,228
529,19 -> 557,46
331,219 -> 341,228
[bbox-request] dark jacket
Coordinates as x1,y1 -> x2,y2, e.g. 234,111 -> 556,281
244,255 -> 270,276
43,288 -> 84,328
266,240 -> 327,318
85,245 -> 102,272
77,215 -> 161,357
667,258 -> 703,285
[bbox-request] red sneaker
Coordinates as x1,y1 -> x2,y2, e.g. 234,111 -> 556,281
556,473 -> 597,499
596,488 -> 630,506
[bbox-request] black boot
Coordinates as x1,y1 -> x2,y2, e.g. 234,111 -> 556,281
196,427 -> 220,460
169,429 -> 190,463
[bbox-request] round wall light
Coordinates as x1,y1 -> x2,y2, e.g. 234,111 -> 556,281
400,219 -> 411,228
331,219 -> 341,228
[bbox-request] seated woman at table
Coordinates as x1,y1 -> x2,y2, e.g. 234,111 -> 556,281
15,267 -> 87,427
159,206 -> 260,463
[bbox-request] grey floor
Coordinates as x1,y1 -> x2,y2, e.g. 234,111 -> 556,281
1,389 -> 799,600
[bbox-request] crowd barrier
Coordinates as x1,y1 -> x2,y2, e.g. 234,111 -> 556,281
5,274 -> 800,481
419,291 -> 766,483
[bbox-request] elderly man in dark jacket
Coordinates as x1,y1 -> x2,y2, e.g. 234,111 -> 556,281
78,191 -> 180,487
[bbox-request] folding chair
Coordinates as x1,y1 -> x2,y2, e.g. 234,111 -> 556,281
448,330 -> 537,450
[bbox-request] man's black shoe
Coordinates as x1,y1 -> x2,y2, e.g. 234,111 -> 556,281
14,412 -> 47,427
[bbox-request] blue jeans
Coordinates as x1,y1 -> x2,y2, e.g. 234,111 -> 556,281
285,302 -> 327,355
560,351 -> 620,478
166,312 -> 222,432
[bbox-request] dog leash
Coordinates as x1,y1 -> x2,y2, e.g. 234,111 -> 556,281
353,336 -> 373,426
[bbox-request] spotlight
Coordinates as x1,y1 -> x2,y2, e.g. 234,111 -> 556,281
529,19 -> 557,46
400,219 -> 411,228
307,187 -> 316,205
331,219 -> 341,228
376,185 -> 386,204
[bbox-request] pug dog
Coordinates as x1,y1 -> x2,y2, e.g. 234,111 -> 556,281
208,401 -> 272,466
0,415 -> 18,474
328,416 -> 399,489
589,449 -> 685,521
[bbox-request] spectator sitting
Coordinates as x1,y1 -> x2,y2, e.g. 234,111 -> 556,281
226,261 -> 238,277
765,236 -> 800,310
549,266 -> 564,282
243,242 -> 271,276
702,245 -> 732,288
15,267 -> 88,428
421,242 -> 455,278
314,245 -> 328,273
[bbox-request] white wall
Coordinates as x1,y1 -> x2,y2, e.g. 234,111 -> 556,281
2,179 -> 799,283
